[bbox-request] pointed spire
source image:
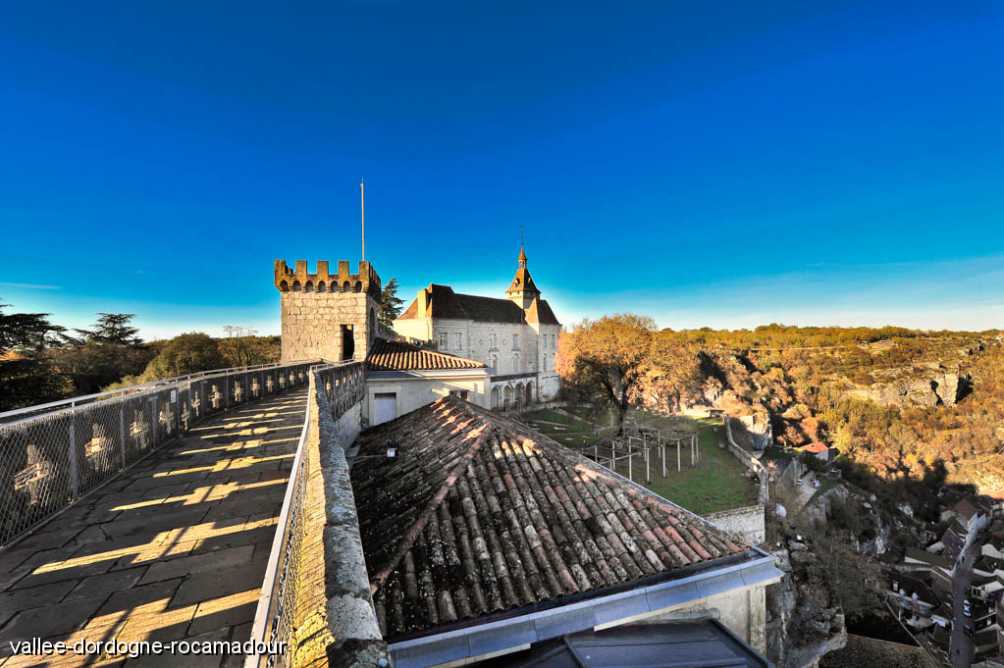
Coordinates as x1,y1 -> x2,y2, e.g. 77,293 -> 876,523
507,241 -> 539,307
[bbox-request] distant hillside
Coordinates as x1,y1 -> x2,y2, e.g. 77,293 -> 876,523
566,324 -> 1004,497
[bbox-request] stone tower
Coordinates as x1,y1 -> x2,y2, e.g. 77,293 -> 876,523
274,259 -> 381,363
505,245 -> 541,310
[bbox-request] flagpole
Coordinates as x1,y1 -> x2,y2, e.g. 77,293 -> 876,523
360,179 -> 366,261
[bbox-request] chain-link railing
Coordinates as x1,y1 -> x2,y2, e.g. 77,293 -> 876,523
0,361 -> 317,550
247,361 -> 367,668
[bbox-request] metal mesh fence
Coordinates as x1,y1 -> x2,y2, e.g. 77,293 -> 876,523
248,361 -> 366,668
0,361 -> 316,549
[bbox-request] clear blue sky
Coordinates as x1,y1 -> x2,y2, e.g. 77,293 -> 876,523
2,1 -> 1002,338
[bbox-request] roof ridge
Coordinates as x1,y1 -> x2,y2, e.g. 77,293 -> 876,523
458,403 -> 743,553
368,398 -> 495,594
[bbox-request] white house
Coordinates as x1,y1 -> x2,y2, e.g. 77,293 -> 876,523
393,246 -> 562,407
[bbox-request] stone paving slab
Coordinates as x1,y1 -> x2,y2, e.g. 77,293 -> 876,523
0,389 -> 306,667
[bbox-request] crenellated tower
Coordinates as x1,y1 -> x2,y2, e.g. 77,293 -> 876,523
274,259 -> 381,363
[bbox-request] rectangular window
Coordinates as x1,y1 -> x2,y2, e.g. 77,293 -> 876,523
455,332 -> 463,350
489,333 -> 496,348
449,389 -> 469,400
512,333 -> 519,350
438,332 -> 448,349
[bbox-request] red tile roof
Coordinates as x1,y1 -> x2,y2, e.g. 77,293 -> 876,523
366,338 -> 486,371
397,284 -> 560,325
800,442 -> 830,454
350,397 -> 749,640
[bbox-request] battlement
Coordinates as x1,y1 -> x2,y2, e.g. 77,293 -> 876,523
274,259 -> 381,297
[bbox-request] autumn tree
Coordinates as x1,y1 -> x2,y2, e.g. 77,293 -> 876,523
641,330 -> 704,413
557,314 -> 655,432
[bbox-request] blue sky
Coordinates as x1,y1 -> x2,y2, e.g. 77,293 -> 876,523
1,1 -> 1002,338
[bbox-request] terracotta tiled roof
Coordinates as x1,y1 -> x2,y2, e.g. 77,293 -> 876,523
800,442 -> 830,454
350,397 -> 749,641
397,284 -> 560,325
366,338 -> 486,371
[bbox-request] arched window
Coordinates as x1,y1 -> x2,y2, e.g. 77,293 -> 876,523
342,281 -> 351,292
512,352 -> 519,373
279,280 -> 289,292
292,281 -> 302,292
354,281 -> 363,293
317,281 -> 326,293
304,281 -> 314,293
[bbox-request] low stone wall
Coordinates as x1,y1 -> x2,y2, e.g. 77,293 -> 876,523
248,362 -> 388,668
296,367 -> 388,667
706,505 -> 767,545
725,418 -> 770,505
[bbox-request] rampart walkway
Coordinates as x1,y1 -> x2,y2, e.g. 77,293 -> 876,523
0,389 -> 306,667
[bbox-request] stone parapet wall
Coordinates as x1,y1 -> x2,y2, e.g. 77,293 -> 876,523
249,362 -> 388,667
706,505 -> 767,545
725,418 -> 770,505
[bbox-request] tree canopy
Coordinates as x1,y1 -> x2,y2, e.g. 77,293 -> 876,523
378,277 -> 405,328
142,332 -> 227,380
0,301 -> 65,410
557,314 -> 655,431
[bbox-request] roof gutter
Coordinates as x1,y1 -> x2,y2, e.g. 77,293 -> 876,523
388,550 -> 781,668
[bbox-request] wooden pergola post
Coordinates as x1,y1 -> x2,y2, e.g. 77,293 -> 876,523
677,438 -> 681,472
627,438 -> 633,481
644,441 -> 651,483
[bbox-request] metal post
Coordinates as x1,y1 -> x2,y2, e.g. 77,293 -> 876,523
68,401 -> 80,497
677,438 -> 681,472
151,395 -> 158,448
119,403 -> 126,469
661,442 -> 667,477
691,434 -> 695,467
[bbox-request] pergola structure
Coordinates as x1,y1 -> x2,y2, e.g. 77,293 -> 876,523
584,422 -> 701,485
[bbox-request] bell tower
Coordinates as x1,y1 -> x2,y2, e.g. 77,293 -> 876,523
274,259 -> 381,363
505,245 -> 541,310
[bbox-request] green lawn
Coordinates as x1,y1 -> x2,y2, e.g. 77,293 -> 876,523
523,408 -> 599,448
523,406 -> 757,515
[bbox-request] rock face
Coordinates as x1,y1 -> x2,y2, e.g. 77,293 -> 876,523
849,369 -> 970,409
767,539 -> 847,668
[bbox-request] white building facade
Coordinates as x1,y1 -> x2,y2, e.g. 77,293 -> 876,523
393,247 -> 562,407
